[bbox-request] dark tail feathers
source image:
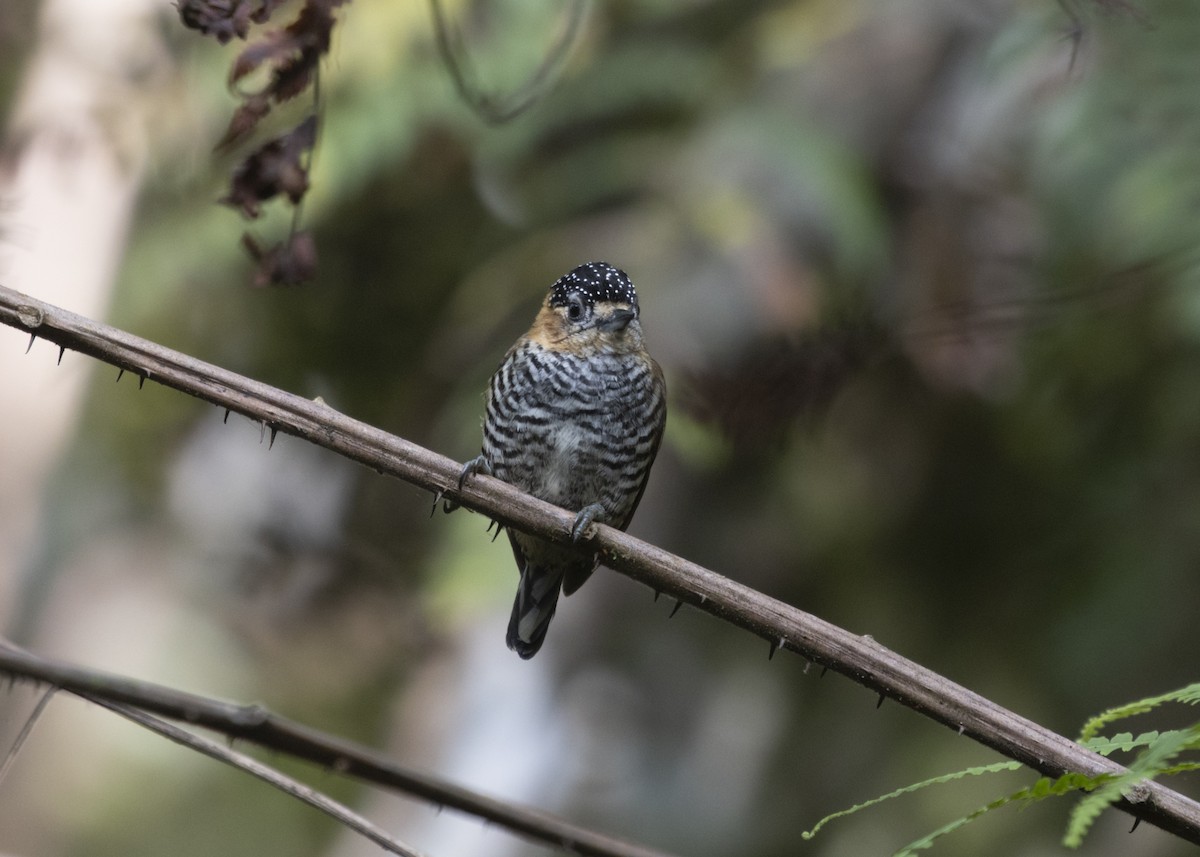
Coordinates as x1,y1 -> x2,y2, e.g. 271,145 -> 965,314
506,564 -> 564,659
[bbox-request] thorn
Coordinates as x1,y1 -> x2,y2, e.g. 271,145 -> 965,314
138,373 -> 146,390
876,694 -> 885,709
25,333 -> 35,354
803,660 -> 812,674
669,599 -> 684,619
957,725 -> 965,736
259,421 -> 266,443
268,425 -> 278,449
699,594 -> 707,604
1129,818 -> 1141,834
768,639 -> 779,660
653,590 -> 661,602
116,368 -> 125,383
223,409 -> 230,424
57,345 -> 65,365
820,666 -> 829,678
429,490 -> 443,518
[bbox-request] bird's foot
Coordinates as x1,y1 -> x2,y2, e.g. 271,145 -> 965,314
570,503 -> 606,543
443,455 -> 492,513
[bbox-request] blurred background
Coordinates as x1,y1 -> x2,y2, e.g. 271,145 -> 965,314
2,0 -> 1199,855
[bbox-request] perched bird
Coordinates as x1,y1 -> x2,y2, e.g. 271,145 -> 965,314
459,261 -> 667,658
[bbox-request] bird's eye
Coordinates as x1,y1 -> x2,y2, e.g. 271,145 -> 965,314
566,296 -> 587,322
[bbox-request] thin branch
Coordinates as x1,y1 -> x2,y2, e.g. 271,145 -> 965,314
92,696 -> 426,857
429,0 -> 588,124
1,282 -> 1200,844
0,686 -> 55,787
0,642 -> 673,857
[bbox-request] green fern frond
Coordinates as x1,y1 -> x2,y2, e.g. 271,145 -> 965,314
1065,723 -> 1200,847
1078,683 -> 1200,741
896,772 -> 1100,856
1082,730 -> 1164,756
892,794 -> 1007,855
806,685 -> 1200,854
1082,727 -> 1200,758
801,761 -> 1021,840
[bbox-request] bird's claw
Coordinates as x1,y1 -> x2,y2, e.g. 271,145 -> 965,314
458,455 -> 492,490
444,455 -> 492,513
570,503 -> 606,543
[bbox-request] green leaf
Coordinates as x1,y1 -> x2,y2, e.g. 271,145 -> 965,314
1065,724 -> 1200,847
801,761 -> 1021,841
1079,682 -> 1200,742
896,772 -> 1100,857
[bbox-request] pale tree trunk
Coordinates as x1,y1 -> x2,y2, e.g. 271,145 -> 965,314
0,0 -> 168,634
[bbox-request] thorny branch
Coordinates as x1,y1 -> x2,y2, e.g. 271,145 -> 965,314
2,282 -> 1200,846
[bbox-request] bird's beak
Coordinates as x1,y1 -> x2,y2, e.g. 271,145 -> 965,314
597,307 -> 636,332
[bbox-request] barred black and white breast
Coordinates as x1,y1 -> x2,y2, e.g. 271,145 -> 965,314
461,261 -> 667,658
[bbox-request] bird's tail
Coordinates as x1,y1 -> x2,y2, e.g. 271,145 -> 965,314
506,563 -> 564,659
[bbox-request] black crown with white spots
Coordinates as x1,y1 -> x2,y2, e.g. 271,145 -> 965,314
548,261 -> 639,310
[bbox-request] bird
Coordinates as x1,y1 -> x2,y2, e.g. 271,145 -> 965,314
458,261 -> 667,659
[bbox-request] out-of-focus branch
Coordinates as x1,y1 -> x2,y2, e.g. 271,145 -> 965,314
1,282 -> 1199,845
94,697 -> 427,857
0,642 -> 674,857
429,0 -> 588,124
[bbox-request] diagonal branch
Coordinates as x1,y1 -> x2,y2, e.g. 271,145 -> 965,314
93,697 -> 428,857
0,686 -> 55,787
2,282 -> 1199,844
0,641 -> 674,857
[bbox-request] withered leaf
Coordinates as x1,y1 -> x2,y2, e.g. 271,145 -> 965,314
287,1 -> 337,53
229,28 -> 301,89
229,1 -> 345,93
179,0 -> 351,285
250,0 -> 291,25
221,116 -> 318,218
215,94 -> 272,150
177,0 -> 254,44
243,231 -> 318,287
270,51 -> 318,103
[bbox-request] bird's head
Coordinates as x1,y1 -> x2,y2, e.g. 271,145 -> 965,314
529,261 -> 646,355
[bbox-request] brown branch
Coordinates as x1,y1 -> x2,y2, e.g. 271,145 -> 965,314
0,642 -> 673,857
2,281 -> 1200,844
0,686 -> 55,787
92,697 -> 428,857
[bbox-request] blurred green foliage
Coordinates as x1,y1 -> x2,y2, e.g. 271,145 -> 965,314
5,0 -> 1200,856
